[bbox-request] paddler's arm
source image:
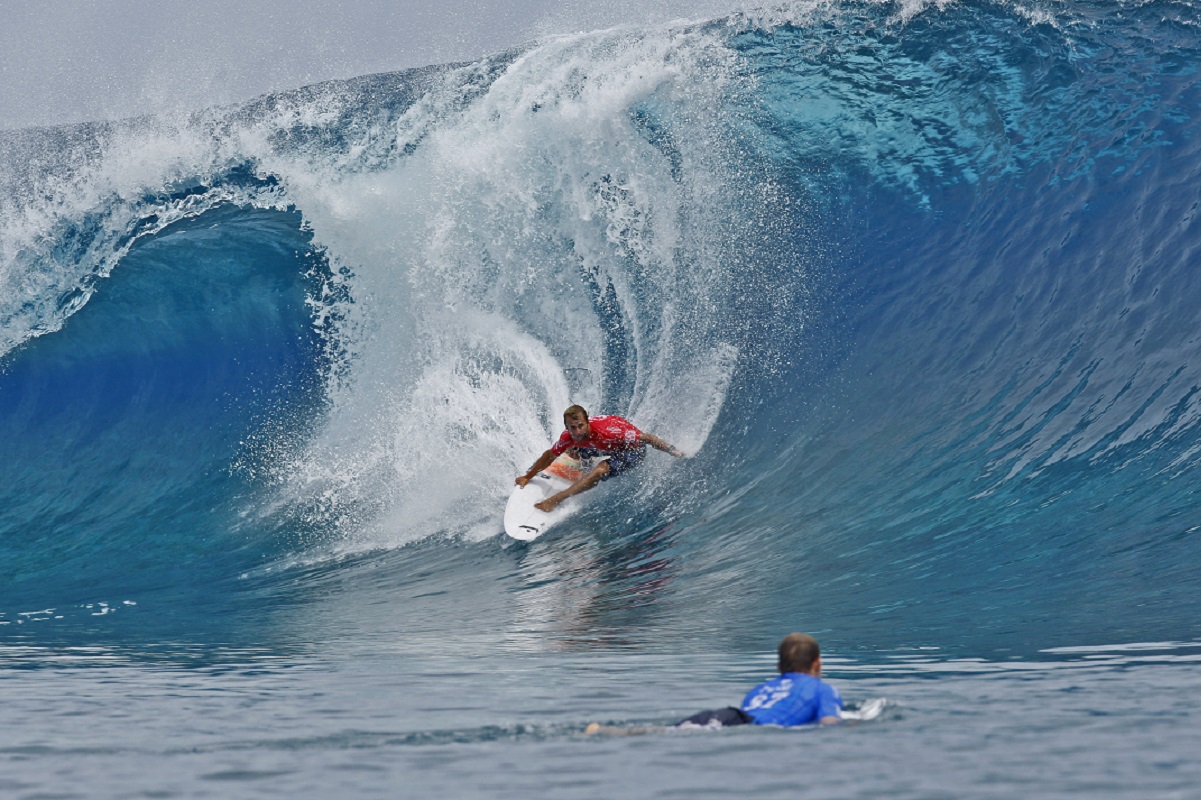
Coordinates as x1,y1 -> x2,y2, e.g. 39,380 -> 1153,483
516,448 -> 558,487
640,433 -> 686,458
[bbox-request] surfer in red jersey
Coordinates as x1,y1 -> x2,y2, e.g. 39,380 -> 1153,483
515,405 -> 686,512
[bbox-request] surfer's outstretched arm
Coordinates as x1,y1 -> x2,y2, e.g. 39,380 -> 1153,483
516,449 -> 557,487
640,433 -> 686,458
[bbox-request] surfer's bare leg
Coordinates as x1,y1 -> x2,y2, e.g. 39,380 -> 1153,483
536,461 -> 610,512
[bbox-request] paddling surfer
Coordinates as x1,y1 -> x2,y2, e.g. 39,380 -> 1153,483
515,405 -> 685,512
674,633 -> 843,728
585,633 -> 843,735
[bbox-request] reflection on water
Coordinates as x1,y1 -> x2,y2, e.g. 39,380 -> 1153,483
508,523 -> 680,651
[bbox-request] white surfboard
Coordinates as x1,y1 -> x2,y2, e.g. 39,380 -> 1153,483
840,698 -> 887,721
504,455 -> 585,541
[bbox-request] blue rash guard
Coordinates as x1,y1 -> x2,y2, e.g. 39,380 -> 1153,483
739,672 -> 843,726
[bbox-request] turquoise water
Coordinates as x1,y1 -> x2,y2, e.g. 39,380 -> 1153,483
3,0 -> 1201,796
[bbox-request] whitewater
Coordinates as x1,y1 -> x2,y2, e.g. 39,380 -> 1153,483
2,0 -> 1201,797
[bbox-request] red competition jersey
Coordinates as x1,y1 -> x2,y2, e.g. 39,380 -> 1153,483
551,415 -> 643,455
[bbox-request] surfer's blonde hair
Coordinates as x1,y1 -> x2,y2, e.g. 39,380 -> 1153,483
563,405 -> 589,423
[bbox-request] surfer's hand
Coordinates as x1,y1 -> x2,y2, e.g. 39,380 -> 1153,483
515,475 -> 531,488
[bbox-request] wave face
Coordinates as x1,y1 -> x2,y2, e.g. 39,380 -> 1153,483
2,0 -> 1200,653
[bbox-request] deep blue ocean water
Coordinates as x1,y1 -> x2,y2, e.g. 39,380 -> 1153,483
3,1 -> 1201,796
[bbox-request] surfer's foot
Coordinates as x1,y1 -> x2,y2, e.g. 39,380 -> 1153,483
583,722 -> 660,737
535,497 -> 561,512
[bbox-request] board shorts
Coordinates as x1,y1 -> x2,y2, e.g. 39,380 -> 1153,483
599,446 -> 646,480
675,707 -> 754,729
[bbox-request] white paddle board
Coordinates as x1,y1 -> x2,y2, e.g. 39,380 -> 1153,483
504,455 -> 585,541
